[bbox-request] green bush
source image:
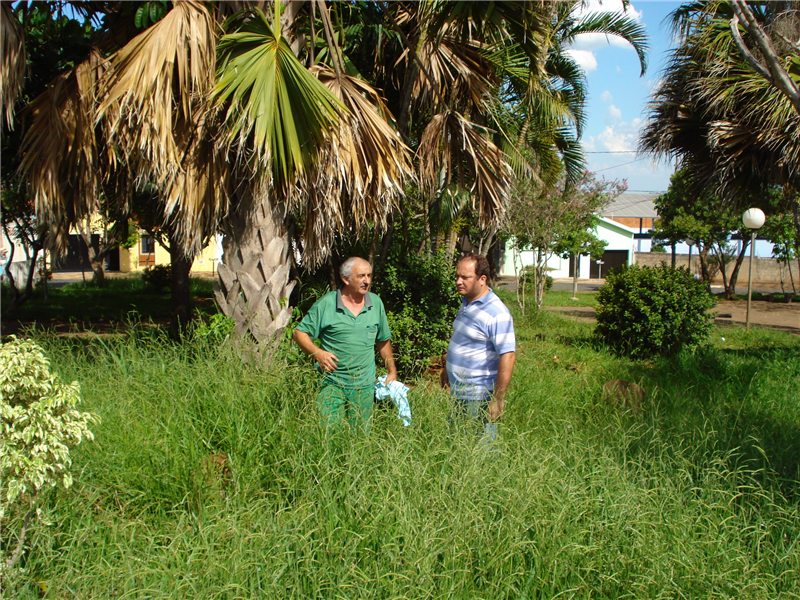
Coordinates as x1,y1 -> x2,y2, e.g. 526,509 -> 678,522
373,249 -> 460,378
594,264 -> 716,359
1,336 -> 98,569
519,266 -> 553,292
142,264 -> 171,293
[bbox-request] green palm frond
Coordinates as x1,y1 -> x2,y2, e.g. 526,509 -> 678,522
215,7 -> 345,195
562,11 -> 649,75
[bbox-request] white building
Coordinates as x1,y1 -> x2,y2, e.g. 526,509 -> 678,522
501,216 -> 637,279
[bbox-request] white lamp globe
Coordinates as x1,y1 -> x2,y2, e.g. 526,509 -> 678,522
742,208 -> 766,230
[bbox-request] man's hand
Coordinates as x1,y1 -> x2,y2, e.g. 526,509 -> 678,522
293,329 -> 338,372
376,339 -> 397,383
487,396 -> 504,422
315,349 -> 339,373
488,351 -> 516,423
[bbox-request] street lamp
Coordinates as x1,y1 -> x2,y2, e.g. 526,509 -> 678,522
686,237 -> 695,276
742,208 -> 766,331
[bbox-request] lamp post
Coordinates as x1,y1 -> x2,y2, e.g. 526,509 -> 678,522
686,237 -> 695,276
596,259 -> 605,279
742,208 -> 766,331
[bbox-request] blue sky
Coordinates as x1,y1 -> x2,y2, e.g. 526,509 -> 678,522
569,0 -> 681,193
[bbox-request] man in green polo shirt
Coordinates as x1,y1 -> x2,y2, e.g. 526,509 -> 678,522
293,257 -> 396,430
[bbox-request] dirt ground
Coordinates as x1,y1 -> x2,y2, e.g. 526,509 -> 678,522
547,298 -> 800,334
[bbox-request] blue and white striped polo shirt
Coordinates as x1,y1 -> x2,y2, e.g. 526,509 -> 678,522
446,289 -> 515,401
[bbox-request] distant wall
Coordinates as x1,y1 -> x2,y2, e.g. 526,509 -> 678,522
634,252 -> 797,288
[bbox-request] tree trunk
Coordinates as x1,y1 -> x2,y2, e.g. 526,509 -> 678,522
725,238 -> 749,300
713,243 -> 731,297
78,228 -> 105,285
671,243 -> 676,268
215,200 -> 296,363
375,219 -> 394,277
698,245 -> 712,283
571,254 -> 579,299
3,249 -> 41,316
534,249 -> 547,310
720,240 -> 755,300
168,227 -> 193,336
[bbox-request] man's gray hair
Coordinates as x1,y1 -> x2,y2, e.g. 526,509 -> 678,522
340,257 -> 370,279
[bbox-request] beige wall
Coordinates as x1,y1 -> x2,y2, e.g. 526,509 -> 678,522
635,252 -> 797,288
120,233 -> 220,274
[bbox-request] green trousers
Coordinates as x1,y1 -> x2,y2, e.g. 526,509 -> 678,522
316,381 -> 374,432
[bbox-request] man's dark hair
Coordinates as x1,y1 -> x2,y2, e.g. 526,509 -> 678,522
459,253 -> 490,280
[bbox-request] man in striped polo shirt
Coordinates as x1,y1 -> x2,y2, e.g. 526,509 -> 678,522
441,253 -> 516,427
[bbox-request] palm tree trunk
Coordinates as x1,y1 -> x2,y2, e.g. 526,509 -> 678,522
215,200 -> 296,362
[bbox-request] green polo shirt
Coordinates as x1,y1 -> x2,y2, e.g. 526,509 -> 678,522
296,290 -> 391,388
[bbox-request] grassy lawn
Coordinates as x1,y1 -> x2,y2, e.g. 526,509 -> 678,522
1,276 -> 217,328
3,298 -> 798,598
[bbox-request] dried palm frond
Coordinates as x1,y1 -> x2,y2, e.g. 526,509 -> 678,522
296,66 -> 413,267
161,104 -> 231,257
405,28 -> 493,114
17,50 -> 107,252
96,1 -> 217,192
1,2 -> 26,128
418,110 -> 511,230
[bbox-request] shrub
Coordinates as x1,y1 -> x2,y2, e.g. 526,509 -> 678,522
594,264 -> 716,359
1,336 -> 98,569
373,249 -> 460,378
142,264 -> 172,292
519,266 -> 553,292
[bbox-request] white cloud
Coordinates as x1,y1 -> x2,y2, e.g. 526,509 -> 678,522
564,48 -> 598,72
607,104 -> 622,121
562,0 -> 645,83
600,90 -> 613,103
585,116 -> 643,153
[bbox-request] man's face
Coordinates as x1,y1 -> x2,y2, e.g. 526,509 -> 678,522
342,260 -> 372,296
455,259 -> 486,300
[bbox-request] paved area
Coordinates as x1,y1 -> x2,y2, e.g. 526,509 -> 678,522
545,298 -> 800,334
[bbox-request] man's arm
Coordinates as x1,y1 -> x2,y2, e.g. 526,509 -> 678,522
293,329 -> 339,373
376,339 -> 397,383
487,351 -> 515,422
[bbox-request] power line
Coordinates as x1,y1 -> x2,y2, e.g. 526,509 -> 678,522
593,158 -> 645,172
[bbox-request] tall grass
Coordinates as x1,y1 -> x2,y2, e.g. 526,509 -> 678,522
4,309 -> 799,599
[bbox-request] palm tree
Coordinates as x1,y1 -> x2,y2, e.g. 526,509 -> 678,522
11,1 -> 647,355
640,1 -> 800,241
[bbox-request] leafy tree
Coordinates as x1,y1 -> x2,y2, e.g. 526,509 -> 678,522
506,170 -> 625,310
0,3 -> 95,313
762,210 -> 800,293
1,336 -> 98,571
653,168 -> 788,299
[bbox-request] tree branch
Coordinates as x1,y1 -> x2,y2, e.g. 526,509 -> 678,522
5,507 -> 35,570
730,0 -> 800,116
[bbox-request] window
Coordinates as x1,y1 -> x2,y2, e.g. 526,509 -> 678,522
140,235 -> 155,254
